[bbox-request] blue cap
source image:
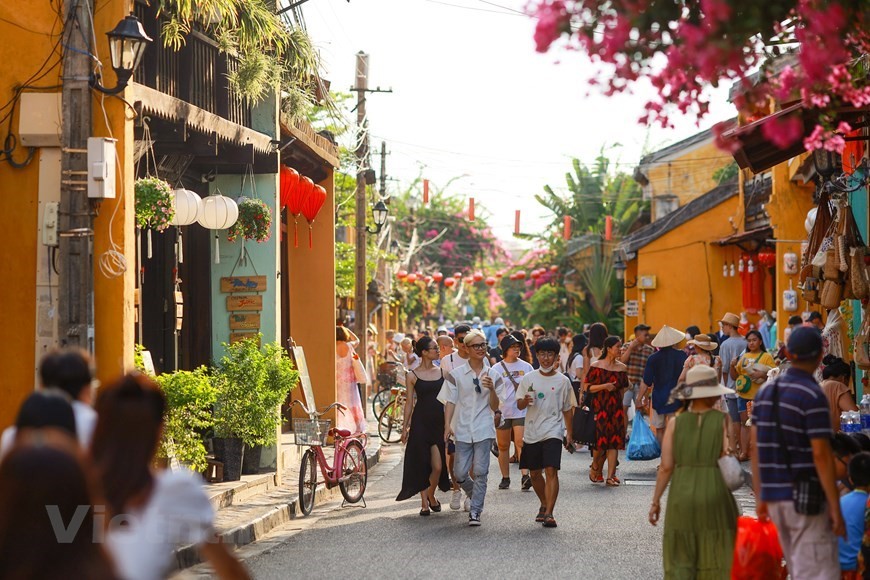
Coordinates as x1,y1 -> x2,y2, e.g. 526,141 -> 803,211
787,326 -> 823,361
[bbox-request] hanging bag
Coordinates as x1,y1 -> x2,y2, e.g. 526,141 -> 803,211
626,411 -> 661,460
572,390 -> 597,445
855,304 -> 870,371
732,516 -> 788,579
718,415 -> 744,490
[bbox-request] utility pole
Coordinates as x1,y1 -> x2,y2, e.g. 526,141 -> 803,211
379,141 -> 387,198
59,0 -> 94,351
351,52 -> 390,361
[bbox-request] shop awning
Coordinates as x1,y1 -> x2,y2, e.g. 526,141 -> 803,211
716,226 -> 774,250
723,104 -> 869,174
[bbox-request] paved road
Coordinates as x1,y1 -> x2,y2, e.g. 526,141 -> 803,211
240,443 -> 692,579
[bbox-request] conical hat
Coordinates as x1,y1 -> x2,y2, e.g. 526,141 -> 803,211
651,325 -> 685,348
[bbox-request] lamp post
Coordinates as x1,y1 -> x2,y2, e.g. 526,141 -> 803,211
366,200 -> 389,234
613,257 -> 627,281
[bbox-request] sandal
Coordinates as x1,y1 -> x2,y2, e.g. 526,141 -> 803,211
535,506 -> 547,523
542,514 -> 557,528
429,499 -> 441,513
606,477 -> 621,487
420,508 -> 431,516
509,454 -> 518,464
589,467 -> 604,483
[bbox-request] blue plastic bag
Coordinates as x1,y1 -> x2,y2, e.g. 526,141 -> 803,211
626,412 -> 661,460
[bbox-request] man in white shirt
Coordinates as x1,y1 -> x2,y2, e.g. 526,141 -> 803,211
440,324 -> 471,510
436,335 -> 455,366
440,330 -> 505,526
516,338 -> 575,529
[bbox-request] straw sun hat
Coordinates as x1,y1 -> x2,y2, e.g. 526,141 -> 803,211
670,365 -> 734,401
688,334 -> 717,351
651,325 -> 685,348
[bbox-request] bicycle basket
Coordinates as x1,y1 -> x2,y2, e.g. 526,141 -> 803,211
293,419 -> 331,446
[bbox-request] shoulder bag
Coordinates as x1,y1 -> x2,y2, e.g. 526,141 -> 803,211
717,413 -> 745,491
772,379 -> 824,515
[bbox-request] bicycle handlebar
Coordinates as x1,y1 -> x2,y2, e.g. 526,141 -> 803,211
290,400 -> 347,418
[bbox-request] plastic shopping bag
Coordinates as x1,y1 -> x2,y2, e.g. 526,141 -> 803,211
626,412 -> 661,460
732,516 -> 787,580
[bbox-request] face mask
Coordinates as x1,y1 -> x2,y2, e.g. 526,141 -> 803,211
539,362 -> 558,373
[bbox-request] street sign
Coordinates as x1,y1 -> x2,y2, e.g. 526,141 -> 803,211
625,300 -> 639,317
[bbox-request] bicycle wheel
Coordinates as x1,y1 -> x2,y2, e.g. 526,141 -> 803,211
339,440 -> 368,504
298,449 -> 317,516
377,400 -> 403,443
371,388 -> 391,418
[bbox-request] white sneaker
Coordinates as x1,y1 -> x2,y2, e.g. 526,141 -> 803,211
450,490 -> 462,511
463,497 -> 471,512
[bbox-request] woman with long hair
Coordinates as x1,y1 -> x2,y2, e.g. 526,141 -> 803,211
581,323 -> 608,384
493,334 -> 535,491
567,334 -> 588,400
397,337 -> 452,514
511,329 -> 534,365
729,330 -> 775,461
0,429 -> 118,580
820,355 -> 858,431
583,335 -> 629,486
649,365 -> 739,578
91,373 -> 249,580
678,334 -> 722,383
336,326 -> 368,435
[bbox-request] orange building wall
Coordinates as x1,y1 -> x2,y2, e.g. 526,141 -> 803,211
631,196 -> 746,335
645,139 -> 735,214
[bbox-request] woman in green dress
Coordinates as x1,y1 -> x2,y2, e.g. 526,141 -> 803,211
648,365 -> 739,579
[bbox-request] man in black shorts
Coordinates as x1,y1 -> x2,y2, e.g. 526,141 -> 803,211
516,338 -> 575,528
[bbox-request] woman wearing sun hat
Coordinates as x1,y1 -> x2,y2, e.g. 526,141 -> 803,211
648,365 -> 739,579
678,334 -> 722,383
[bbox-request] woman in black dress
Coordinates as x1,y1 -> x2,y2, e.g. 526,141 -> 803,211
396,337 -> 451,514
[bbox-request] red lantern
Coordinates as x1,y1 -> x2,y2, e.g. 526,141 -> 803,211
473,271 -> 484,282
423,275 -> 433,284
302,184 -> 327,249
279,165 -> 299,209
464,276 -> 474,284
604,215 -> 613,241
396,269 -> 408,280
432,272 -> 444,283
485,276 -> 496,286
530,269 -> 541,279
406,273 -> 418,283
453,272 -> 462,279
444,277 -> 456,288
550,265 -> 558,272
423,179 -> 430,204
468,197 -> 475,221
515,270 -> 526,280
287,175 -> 314,248
496,270 -> 504,278
758,250 -> 776,268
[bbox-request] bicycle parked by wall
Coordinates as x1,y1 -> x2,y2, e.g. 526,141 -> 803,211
372,360 -> 403,417
377,385 -> 407,444
290,400 -> 368,516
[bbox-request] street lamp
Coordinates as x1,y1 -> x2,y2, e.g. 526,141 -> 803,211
90,14 -> 153,95
613,257 -> 627,281
366,200 -> 389,234
813,148 -> 839,180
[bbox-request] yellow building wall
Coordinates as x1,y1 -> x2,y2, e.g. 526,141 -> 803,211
0,1 -> 135,429
645,140 -> 735,210
631,196 -> 745,335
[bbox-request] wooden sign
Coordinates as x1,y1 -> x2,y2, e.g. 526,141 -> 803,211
227,295 -> 263,312
229,313 -> 260,330
230,332 -> 260,345
625,300 -> 639,318
220,276 -> 267,293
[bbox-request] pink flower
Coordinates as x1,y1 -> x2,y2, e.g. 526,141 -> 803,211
532,1 -> 569,53
761,114 -> 804,150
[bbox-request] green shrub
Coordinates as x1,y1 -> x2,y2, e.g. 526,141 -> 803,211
156,366 -> 216,473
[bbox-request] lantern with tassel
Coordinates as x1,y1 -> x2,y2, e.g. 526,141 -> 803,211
514,210 -> 521,235
423,179 -> 430,204
468,197 -> 475,221
279,165 -> 299,210
288,175 -> 314,247
302,184 -> 327,248
198,191 -> 239,264
171,188 -> 201,263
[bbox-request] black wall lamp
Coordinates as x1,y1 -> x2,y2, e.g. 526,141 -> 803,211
613,257 -> 637,289
90,15 -> 153,95
366,200 -> 389,234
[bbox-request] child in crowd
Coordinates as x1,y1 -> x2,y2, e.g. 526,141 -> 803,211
840,452 -> 870,578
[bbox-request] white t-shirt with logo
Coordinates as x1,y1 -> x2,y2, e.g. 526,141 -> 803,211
494,359 -> 534,419
517,370 -> 576,444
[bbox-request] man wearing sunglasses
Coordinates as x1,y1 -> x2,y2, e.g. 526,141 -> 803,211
440,329 -> 505,526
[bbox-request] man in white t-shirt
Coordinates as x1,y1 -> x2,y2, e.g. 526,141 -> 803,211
441,324 -> 471,510
494,334 -> 534,491
516,338 -> 575,528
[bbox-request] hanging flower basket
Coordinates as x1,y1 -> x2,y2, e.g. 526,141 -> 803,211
228,198 -> 272,243
134,177 -> 175,232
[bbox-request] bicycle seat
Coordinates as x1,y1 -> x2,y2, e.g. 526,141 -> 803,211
329,428 -> 352,438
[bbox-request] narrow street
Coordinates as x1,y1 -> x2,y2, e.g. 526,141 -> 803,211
187,442 -> 756,579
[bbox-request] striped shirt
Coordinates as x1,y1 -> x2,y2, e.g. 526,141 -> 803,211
751,367 -> 832,502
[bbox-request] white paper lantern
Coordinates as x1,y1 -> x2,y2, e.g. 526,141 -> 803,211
198,193 -> 238,230
198,193 -> 238,264
171,188 -> 201,226
805,207 -> 818,234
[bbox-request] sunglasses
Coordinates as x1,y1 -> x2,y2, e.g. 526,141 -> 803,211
472,377 -> 481,393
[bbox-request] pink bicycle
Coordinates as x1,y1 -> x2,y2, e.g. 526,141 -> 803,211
290,400 -> 369,516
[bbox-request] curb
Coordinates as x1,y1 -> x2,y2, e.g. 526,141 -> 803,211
172,445 -> 382,572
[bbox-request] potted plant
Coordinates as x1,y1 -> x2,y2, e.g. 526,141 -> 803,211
227,197 -> 272,243
134,176 -> 175,258
155,367 -> 216,474
212,336 -> 298,480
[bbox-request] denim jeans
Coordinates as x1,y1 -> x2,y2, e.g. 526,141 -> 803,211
454,439 -> 492,514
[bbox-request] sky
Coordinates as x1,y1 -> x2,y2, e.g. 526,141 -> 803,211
300,0 -> 736,249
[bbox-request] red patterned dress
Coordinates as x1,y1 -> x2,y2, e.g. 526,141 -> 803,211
586,366 -> 628,450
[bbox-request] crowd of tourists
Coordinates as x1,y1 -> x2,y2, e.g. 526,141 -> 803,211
390,311 -> 870,579
0,349 -> 249,580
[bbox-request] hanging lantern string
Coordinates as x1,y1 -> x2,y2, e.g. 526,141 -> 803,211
230,239 -> 259,278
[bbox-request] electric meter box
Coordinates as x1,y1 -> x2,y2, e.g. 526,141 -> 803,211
87,137 -> 117,199
18,92 -> 62,147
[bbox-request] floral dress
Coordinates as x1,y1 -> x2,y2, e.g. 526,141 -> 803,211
586,366 -> 628,450
335,345 -> 367,434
